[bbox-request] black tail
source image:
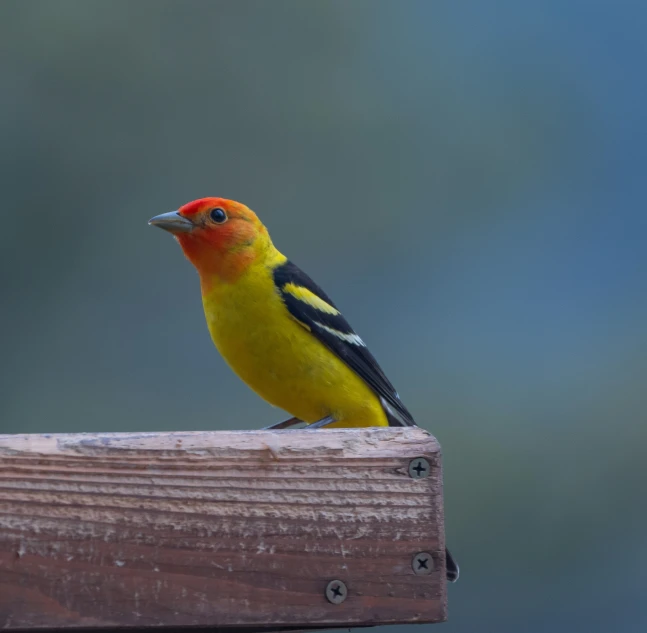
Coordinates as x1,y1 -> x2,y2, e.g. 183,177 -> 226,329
446,548 -> 459,582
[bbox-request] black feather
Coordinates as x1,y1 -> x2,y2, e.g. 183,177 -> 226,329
273,260 -> 416,427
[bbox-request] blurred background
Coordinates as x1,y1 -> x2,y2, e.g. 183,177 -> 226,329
1,1 -> 646,631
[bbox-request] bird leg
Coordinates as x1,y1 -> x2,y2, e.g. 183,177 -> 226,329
262,417 -> 306,430
305,415 -> 337,430
263,415 -> 338,430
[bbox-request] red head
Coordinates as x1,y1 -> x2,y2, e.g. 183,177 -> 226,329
149,197 -> 272,286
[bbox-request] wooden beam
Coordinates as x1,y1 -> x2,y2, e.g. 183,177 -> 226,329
0,427 -> 447,630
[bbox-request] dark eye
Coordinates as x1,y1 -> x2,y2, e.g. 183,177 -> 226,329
209,207 -> 227,224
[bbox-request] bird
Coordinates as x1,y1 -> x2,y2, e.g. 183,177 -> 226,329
149,197 -> 459,582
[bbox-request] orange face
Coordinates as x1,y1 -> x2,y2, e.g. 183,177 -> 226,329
149,197 -> 268,284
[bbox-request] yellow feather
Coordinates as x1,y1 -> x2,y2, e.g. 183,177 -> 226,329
281,283 -> 340,315
201,253 -> 388,428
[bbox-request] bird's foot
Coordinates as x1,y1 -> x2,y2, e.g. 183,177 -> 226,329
262,417 -> 307,430
305,415 -> 337,430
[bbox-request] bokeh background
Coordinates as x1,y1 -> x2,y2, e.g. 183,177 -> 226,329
2,1 -> 646,631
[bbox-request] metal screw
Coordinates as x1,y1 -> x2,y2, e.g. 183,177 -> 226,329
325,579 -> 348,604
412,552 -> 434,575
408,457 -> 430,479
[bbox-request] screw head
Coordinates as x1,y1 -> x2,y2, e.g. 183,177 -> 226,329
325,579 -> 348,604
412,552 -> 434,575
408,457 -> 430,479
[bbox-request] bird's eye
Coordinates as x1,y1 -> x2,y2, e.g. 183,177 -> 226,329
209,207 -> 227,224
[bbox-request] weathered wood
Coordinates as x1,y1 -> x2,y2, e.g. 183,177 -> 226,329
0,427 -> 447,630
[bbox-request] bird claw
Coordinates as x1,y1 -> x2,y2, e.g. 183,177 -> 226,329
305,415 -> 337,430
262,417 -> 306,430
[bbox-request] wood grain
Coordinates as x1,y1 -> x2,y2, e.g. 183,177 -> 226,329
0,427 -> 447,630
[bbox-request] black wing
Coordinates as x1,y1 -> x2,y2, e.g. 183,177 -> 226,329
273,260 -> 416,427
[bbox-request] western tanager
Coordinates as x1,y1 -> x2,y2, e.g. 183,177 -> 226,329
149,197 -> 459,582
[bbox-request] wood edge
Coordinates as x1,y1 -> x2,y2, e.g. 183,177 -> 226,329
0,426 -> 441,459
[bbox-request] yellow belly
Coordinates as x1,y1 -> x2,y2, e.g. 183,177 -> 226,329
201,266 -> 388,428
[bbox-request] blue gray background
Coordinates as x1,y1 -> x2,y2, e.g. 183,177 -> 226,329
2,2 -> 646,632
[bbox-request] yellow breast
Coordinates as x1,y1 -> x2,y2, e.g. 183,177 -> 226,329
200,261 -> 388,427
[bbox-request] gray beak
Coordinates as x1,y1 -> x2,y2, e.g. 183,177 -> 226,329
148,211 -> 195,234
